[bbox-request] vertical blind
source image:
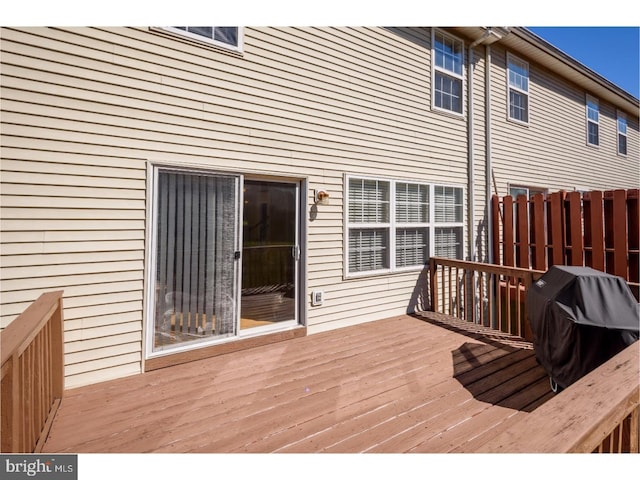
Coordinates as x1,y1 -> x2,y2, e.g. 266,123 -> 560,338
154,171 -> 237,350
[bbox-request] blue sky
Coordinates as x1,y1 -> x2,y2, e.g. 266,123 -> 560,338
528,27 -> 640,98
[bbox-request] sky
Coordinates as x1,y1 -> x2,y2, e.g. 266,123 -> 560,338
528,27 -> 640,98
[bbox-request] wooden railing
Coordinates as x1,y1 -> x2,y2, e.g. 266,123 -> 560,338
428,258 -> 640,453
428,257 -> 543,340
1,291 -> 64,453
473,341 -> 639,453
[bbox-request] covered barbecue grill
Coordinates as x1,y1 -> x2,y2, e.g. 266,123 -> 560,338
527,265 -> 639,392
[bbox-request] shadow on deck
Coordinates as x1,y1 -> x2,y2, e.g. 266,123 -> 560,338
416,312 -> 551,413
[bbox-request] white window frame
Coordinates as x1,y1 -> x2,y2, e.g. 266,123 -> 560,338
508,185 -> 548,199
586,94 -> 600,147
617,111 -> 628,156
344,175 -> 465,278
162,27 -> 244,53
507,53 -> 530,125
431,29 -> 465,116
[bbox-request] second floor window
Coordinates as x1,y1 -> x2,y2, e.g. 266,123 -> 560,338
433,30 -> 464,115
507,54 -> 529,124
617,112 -> 627,155
586,95 -> 599,146
165,27 -> 242,51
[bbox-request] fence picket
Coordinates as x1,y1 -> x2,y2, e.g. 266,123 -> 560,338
547,191 -> 565,267
503,196 -> 515,267
530,193 -> 546,270
516,195 -> 529,268
565,191 -> 584,266
627,190 -> 639,284
583,191 -> 605,271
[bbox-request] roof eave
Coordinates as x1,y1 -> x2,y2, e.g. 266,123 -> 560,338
451,26 -> 639,116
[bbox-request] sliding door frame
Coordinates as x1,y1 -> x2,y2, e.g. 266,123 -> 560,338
144,164 -> 308,361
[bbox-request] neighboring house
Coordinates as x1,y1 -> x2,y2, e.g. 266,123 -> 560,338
1,26 -> 638,388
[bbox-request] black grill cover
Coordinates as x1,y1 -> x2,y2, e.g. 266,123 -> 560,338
528,265 -> 639,390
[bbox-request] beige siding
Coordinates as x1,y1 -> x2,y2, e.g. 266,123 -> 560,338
489,44 -> 639,196
1,26 -> 470,388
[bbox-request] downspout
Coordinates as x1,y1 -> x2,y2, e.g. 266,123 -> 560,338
467,30 -> 492,262
485,44 -> 493,264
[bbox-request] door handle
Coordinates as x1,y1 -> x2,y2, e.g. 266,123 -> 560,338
292,245 -> 300,261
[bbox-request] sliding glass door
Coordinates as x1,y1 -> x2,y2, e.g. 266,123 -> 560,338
151,170 -> 240,353
240,180 -> 299,331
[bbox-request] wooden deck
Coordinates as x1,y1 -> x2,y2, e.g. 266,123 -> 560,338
42,312 -> 554,453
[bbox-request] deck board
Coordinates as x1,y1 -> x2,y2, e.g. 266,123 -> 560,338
42,312 -> 552,453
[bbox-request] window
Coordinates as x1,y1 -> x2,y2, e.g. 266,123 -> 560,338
617,112 -> 628,156
509,185 -> 547,199
434,186 -> 463,259
586,95 -> 599,146
347,178 -> 391,273
163,27 -> 242,51
507,54 -> 529,124
432,29 -> 464,114
345,177 -> 464,275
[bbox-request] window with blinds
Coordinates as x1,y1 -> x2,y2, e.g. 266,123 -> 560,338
347,179 -> 390,273
346,177 -> 463,276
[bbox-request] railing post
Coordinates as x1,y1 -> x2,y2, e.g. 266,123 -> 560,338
51,296 -> 65,398
429,258 -> 438,312
491,195 -> 501,265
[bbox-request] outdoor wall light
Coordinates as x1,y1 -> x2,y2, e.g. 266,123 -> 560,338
315,189 -> 330,205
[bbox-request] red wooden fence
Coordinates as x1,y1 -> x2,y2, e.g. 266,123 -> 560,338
491,189 -> 640,285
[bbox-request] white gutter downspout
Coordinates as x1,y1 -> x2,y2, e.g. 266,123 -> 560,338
485,44 -> 493,264
467,30 -> 492,262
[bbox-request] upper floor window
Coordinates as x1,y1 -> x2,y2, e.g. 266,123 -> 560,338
507,54 -> 529,124
586,95 -> 599,146
164,27 -> 242,52
617,112 -> 628,156
432,29 -> 464,115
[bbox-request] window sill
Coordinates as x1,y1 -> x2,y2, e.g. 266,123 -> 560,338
506,116 -> 530,127
432,106 -> 465,120
343,265 -> 427,281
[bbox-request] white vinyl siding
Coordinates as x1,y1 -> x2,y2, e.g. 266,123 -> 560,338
586,95 -> 599,146
507,53 -> 529,124
432,29 -> 464,115
345,176 -> 463,277
617,112 -> 627,156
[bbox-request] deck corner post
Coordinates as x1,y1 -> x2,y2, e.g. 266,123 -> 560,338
51,294 -> 65,399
